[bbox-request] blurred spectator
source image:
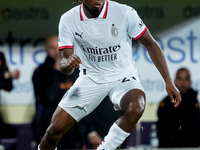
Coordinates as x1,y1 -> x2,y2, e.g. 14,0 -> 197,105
0,51 -> 20,140
0,52 -> 20,91
31,36 -> 80,149
79,96 -> 122,149
157,67 -> 200,147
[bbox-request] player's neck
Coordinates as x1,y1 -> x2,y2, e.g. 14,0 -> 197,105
83,3 -> 103,18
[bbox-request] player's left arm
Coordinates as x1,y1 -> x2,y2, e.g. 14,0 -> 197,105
138,29 -> 181,107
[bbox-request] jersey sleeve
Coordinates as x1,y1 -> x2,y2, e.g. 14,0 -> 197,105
126,6 -> 147,40
58,14 -> 74,50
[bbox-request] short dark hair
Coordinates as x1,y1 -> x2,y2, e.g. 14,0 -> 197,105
73,0 -> 82,3
175,67 -> 191,79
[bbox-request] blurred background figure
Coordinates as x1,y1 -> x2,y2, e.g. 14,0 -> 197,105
0,51 -> 20,141
156,67 -> 200,148
31,36 -> 80,149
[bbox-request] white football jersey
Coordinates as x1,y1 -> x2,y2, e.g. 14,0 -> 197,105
58,0 -> 147,83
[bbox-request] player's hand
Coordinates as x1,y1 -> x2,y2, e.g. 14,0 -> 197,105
66,54 -> 82,68
166,81 -> 181,107
60,54 -> 82,75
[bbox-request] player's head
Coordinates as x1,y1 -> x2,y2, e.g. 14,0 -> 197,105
174,67 -> 191,94
80,0 -> 105,17
45,35 -> 59,60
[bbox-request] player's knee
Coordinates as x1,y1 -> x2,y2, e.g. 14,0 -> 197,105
127,99 -> 145,119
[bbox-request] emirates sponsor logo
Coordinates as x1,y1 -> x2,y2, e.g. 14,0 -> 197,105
81,44 -> 121,55
81,44 -> 121,62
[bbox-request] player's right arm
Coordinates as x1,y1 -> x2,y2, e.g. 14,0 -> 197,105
59,48 -> 82,75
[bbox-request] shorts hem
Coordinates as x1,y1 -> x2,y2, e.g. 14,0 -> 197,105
58,104 -> 86,122
113,86 -> 145,110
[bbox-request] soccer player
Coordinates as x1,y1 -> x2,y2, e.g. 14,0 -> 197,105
38,0 -> 181,150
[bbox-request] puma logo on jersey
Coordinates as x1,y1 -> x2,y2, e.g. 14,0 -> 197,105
75,32 -> 83,39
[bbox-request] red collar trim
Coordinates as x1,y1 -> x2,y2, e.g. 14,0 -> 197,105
80,5 -> 84,21
103,0 -> 108,19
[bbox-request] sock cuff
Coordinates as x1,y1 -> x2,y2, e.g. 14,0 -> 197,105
112,122 -> 130,137
97,123 -> 131,150
100,123 -> 130,149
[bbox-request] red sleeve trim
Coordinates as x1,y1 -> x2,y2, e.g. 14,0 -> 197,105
58,45 -> 73,50
133,26 -> 147,40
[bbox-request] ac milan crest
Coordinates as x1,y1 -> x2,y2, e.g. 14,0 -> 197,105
111,24 -> 118,38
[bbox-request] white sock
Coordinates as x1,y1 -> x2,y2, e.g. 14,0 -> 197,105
38,145 -> 57,150
97,123 -> 130,150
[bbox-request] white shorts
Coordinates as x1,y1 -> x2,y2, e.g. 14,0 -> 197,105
58,74 -> 145,122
